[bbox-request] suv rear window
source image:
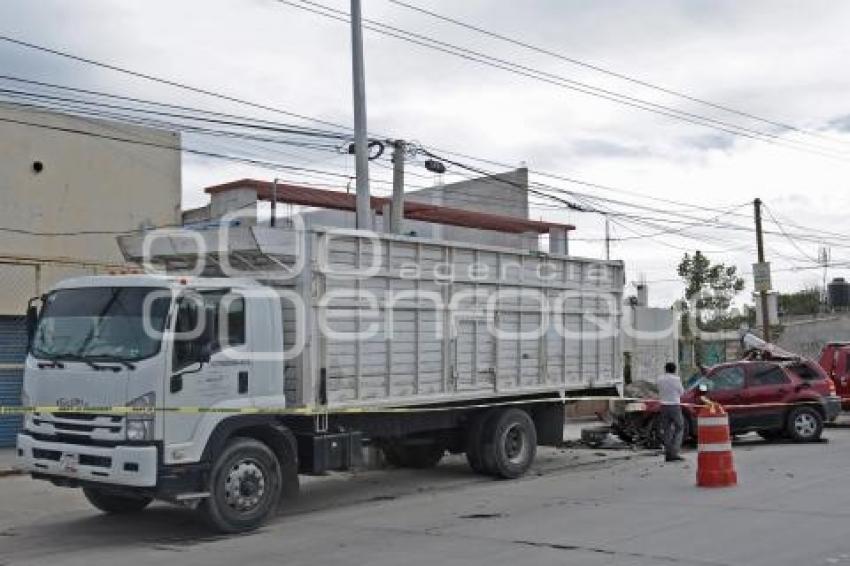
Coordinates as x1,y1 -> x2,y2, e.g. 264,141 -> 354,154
750,364 -> 790,386
788,362 -> 825,381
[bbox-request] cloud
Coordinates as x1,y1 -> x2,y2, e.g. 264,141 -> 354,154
3,0 -> 850,308
571,138 -> 653,159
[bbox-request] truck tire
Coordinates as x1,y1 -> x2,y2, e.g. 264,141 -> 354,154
480,408 -> 537,479
199,437 -> 282,533
643,416 -> 663,449
465,410 -> 495,474
383,442 -> 445,469
82,488 -> 152,514
646,413 -> 691,449
786,406 -> 823,442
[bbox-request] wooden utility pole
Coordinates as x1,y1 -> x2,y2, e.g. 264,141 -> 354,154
754,198 -> 771,343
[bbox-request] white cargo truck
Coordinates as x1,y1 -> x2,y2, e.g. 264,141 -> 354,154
17,222 -> 623,532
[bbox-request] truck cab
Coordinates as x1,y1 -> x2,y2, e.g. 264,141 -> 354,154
17,274 -> 296,531
818,342 -> 850,409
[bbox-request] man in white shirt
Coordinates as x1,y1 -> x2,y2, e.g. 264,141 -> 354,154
657,362 -> 685,462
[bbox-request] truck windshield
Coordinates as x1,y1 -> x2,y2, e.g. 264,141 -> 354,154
31,287 -> 171,362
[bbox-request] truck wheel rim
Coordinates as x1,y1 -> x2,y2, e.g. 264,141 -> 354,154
794,413 -> 817,437
502,423 -> 529,465
223,459 -> 266,513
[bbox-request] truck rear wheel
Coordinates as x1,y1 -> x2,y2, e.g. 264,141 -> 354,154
480,408 -> 537,479
83,487 -> 152,514
465,410 -> 495,474
199,437 -> 282,533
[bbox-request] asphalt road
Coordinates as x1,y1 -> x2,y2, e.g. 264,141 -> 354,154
3,429 -> 850,566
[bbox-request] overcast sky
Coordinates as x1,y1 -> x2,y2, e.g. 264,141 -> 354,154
3,0 -> 850,307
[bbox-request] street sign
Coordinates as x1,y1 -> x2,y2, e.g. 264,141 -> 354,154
752,262 -> 772,292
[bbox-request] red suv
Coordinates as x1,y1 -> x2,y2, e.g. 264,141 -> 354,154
612,359 -> 842,446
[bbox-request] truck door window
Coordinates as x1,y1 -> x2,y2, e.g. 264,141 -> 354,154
172,291 -> 245,371
172,296 -> 202,371
221,295 -> 245,348
709,367 -> 745,391
749,365 -> 790,386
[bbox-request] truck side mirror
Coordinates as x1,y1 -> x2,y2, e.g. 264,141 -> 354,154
197,305 -> 217,362
698,382 -> 709,393
25,302 -> 39,347
198,341 -> 213,364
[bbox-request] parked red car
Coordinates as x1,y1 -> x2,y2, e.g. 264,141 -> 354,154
818,342 -> 850,409
612,359 -> 841,446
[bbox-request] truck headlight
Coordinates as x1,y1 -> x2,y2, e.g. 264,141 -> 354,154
21,391 -> 33,429
126,392 -> 155,442
624,402 -> 647,413
126,420 -> 153,442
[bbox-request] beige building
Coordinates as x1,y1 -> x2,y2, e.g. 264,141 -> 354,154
0,103 -> 182,446
0,102 -> 182,314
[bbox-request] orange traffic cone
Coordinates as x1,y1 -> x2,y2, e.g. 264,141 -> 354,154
696,403 -> 737,488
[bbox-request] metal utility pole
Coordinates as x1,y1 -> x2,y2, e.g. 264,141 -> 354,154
271,178 -> 280,227
390,140 -> 405,234
350,0 -> 371,230
753,198 -> 771,343
604,215 -> 611,261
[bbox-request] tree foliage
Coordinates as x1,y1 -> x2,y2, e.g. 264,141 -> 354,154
778,287 -> 821,316
677,251 -> 746,326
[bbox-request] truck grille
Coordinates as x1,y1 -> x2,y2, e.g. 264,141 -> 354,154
27,412 -> 126,445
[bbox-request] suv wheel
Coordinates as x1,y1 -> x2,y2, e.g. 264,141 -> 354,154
786,406 -> 823,442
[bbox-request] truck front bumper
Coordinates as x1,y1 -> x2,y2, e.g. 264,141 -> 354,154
825,396 -> 842,422
16,434 -> 158,488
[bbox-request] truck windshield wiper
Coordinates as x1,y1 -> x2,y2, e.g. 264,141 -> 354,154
88,355 -> 136,370
51,354 -> 117,372
35,356 -> 66,369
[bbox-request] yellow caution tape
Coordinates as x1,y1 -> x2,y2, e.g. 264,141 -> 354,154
0,395 -> 834,416
0,395 -> 623,416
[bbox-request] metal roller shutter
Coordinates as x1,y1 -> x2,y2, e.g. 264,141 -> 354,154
0,316 -> 26,447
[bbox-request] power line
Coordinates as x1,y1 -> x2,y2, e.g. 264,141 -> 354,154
0,34 -> 353,133
5,37 -> 850,253
276,0 -> 850,162
762,204 -> 821,263
387,0 -> 848,149
3,36 -> 843,243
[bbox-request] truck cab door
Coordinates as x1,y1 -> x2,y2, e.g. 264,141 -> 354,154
163,290 -> 251,450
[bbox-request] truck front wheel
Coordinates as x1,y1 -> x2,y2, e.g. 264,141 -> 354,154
83,487 -> 152,514
199,437 -> 282,533
480,408 -> 537,479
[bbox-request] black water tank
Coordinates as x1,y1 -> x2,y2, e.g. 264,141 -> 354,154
828,277 -> 850,308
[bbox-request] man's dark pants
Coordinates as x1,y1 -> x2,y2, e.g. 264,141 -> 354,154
659,404 -> 684,459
